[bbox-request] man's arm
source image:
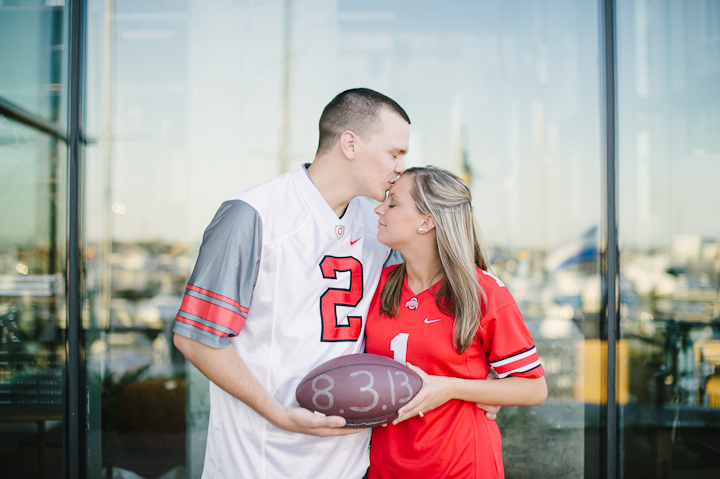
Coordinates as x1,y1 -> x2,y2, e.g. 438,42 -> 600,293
174,334 -> 362,437
174,200 -> 362,436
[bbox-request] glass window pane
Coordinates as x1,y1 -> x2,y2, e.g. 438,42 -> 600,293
0,114 -> 67,478
618,0 -> 720,476
84,0 -> 189,476
0,1 -> 67,124
84,1 -> 603,477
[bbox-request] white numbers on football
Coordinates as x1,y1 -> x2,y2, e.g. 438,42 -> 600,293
309,368 -> 415,412
348,370 -> 379,412
395,370 -> 414,403
311,374 -> 335,410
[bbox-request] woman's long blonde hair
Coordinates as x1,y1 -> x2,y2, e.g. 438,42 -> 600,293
380,166 -> 491,354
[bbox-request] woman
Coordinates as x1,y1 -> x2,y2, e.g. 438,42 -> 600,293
365,166 -> 547,479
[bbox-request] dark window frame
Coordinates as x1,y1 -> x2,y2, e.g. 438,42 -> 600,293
599,1 -> 619,478
66,0 -> 86,478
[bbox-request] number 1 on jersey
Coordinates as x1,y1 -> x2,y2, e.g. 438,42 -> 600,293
319,256 -> 364,342
390,333 -> 409,364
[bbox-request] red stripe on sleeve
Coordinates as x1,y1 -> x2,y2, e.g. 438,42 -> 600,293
493,352 -> 540,376
175,315 -> 227,337
186,284 -> 249,313
179,294 -> 246,333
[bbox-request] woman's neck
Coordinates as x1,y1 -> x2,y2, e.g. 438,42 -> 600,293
402,245 -> 444,295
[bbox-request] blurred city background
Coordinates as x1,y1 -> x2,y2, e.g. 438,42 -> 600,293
0,0 -> 719,478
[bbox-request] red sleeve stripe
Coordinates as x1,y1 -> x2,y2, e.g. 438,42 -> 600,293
186,284 -> 249,313
175,315 -> 229,338
179,294 -> 246,332
495,360 -> 542,379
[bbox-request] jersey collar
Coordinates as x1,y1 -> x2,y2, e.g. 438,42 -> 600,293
401,274 -> 444,302
293,164 -> 357,233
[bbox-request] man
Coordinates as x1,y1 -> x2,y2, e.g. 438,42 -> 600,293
173,88 -> 498,478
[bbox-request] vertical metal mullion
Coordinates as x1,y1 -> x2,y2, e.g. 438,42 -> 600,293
66,0 -> 86,478
600,0 -> 619,478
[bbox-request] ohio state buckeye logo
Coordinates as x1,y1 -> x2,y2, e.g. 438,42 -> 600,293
335,225 -> 344,240
405,297 -> 419,310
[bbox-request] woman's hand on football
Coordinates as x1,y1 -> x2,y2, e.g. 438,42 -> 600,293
388,365 -> 503,425
392,363 -> 453,425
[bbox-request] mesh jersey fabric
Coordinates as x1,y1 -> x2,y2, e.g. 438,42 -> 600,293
365,266 -> 545,479
173,165 -> 393,478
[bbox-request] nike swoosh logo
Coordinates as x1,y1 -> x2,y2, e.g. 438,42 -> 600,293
424,318 -> 441,323
350,237 -> 362,245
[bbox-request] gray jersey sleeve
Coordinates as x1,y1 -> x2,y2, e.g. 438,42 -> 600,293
172,200 -> 262,348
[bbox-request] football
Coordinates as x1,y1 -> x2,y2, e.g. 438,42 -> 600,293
295,353 -> 423,428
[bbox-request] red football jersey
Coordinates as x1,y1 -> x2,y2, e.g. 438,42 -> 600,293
365,266 -> 544,479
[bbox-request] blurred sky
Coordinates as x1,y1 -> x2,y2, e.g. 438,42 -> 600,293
85,0 -> 602,249
2,0 -> 718,250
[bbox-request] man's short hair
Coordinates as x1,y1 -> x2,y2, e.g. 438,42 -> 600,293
316,88 -> 410,156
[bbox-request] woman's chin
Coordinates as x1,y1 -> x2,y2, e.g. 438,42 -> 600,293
376,233 -> 394,249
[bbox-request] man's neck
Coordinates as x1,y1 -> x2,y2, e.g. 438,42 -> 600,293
306,157 -> 355,217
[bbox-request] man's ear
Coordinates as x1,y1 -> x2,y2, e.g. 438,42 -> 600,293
339,130 -> 357,160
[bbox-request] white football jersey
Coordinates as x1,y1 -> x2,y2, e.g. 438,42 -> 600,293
173,165 -> 398,478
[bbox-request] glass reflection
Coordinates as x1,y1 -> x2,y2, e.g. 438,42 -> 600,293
84,1 -> 602,477
84,0 -> 190,476
0,2 -> 66,123
618,0 -> 720,477
0,115 -> 66,478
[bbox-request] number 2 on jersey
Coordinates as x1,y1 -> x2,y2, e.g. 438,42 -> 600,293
319,256 -> 363,342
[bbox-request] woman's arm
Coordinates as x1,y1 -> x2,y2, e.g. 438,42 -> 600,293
392,363 -> 547,425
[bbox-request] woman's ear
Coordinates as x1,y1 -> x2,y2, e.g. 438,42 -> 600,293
418,216 -> 436,233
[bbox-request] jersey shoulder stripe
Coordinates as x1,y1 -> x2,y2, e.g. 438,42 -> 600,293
187,283 -> 248,313
175,310 -> 237,336
178,293 -> 246,332
477,268 -> 517,315
175,315 -> 228,338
